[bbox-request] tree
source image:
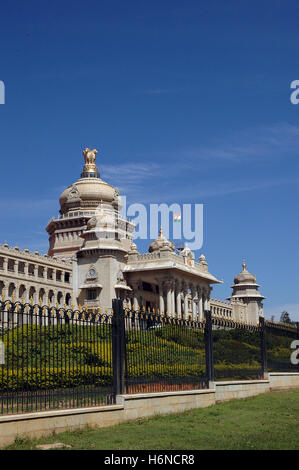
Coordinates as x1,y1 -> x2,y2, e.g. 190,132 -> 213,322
280,311 -> 292,324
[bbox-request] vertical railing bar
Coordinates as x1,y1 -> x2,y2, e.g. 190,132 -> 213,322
259,316 -> 267,378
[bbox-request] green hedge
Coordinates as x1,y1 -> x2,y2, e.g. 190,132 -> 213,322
0,324 -> 295,392
0,366 -> 112,392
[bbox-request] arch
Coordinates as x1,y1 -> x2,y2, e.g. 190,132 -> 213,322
8,282 -> 16,298
48,290 -> 55,306
65,293 -> 71,306
19,284 -> 27,302
39,288 -> 46,304
57,291 -> 63,306
29,286 -> 36,303
0,281 -> 5,296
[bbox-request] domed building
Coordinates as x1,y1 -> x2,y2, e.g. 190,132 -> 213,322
0,146 -> 266,323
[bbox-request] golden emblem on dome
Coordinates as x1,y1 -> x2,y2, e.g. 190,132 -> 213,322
83,148 -> 98,173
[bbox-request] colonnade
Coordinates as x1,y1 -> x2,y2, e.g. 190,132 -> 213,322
128,279 -> 211,321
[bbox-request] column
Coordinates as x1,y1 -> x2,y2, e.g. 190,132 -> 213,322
3,257 -> 8,273
24,262 -> 29,276
203,287 -> 210,311
166,283 -> 172,315
159,281 -> 165,313
184,286 -> 189,319
2,283 -> 8,300
171,283 -> 175,317
176,281 -> 182,318
16,261 -> 21,275
33,264 -> 38,279
130,281 -> 139,311
198,287 -> 203,321
191,286 -> 197,321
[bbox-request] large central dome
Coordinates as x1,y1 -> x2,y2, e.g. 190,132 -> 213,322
59,148 -> 119,214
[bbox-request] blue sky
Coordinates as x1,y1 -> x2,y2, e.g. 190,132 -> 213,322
0,0 -> 298,320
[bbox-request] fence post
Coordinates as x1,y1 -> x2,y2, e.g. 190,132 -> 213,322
112,299 -> 126,398
204,310 -> 214,385
259,316 -> 268,378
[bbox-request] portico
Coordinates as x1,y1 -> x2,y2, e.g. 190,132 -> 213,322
122,230 -> 221,320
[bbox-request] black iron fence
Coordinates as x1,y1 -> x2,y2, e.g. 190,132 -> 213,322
0,300 -> 114,415
112,300 -> 209,394
211,316 -> 265,381
0,298 -> 298,415
265,319 -> 299,373
112,301 -> 299,392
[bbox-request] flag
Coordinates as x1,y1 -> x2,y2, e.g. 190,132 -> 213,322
173,213 -> 181,222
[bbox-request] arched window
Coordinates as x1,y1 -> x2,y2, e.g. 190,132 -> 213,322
19,285 -> 26,301
29,286 -> 36,303
65,293 -> 71,306
8,283 -> 15,298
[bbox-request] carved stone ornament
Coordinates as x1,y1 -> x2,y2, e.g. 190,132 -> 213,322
87,217 -> 97,230
86,266 -> 97,280
68,184 -> 80,199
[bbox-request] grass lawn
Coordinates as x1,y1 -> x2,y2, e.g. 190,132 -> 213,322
5,389 -> 299,450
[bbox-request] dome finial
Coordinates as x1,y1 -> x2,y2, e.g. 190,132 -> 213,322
242,259 -> 246,271
81,148 -> 100,178
159,227 -> 163,237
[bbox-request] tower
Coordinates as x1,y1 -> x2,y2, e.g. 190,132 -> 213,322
46,148 -> 121,260
227,260 -> 265,323
68,149 -> 135,310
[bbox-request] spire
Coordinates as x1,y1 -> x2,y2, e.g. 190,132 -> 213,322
242,259 -> 247,272
81,148 -> 100,178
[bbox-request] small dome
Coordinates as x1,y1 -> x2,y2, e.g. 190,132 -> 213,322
148,228 -> 175,253
234,260 -> 256,284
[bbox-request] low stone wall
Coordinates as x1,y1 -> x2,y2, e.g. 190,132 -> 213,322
269,372 -> 299,391
0,404 -> 124,448
1,374 -> 299,447
214,379 -> 270,402
0,389 -> 215,448
117,389 -> 215,421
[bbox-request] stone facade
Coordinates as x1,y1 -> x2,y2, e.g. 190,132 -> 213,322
0,244 -> 73,306
210,297 -> 248,323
